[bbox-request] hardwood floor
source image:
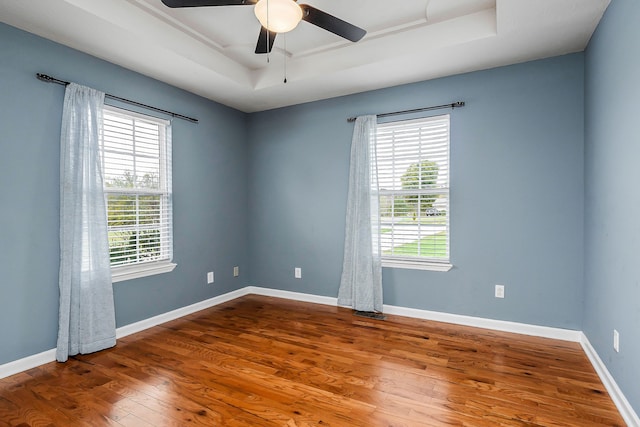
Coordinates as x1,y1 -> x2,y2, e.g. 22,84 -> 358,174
0,295 -> 626,426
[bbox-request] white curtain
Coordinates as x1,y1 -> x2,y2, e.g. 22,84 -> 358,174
57,83 -> 116,362
338,115 -> 383,312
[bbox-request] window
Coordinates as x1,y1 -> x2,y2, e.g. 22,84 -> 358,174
375,114 -> 451,271
101,106 -> 176,282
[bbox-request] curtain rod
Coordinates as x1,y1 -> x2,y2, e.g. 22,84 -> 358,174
36,73 -> 198,124
347,101 -> 465,123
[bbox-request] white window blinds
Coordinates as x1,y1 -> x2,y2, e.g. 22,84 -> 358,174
101,106 -> 173,268
375,114 -> 450,266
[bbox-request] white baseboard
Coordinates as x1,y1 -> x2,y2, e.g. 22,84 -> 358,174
580,333 -> 640,426
2,285 -> 637,426
246,286 -> 338,306
382,304 -> 582,342
0,348 -> 57,380
247,286 -> 581,342
115,287 -> 250,339
0,287 -> 252,380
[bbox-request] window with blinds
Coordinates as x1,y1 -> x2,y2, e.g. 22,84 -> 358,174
375,114 -> 450,269
101,106 -> 173,270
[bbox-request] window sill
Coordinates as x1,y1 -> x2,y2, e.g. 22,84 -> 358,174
111,261 -> 177,283
382,259 -> 453,272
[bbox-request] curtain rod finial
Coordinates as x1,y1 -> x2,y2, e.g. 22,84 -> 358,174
36,73 -> 51,82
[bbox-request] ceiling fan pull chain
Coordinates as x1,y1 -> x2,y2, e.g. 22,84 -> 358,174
283,33 -> 287,83
266,0 -> 270,63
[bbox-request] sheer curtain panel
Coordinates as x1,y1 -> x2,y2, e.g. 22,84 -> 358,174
57,83 -> 116,362
338,115 -> 383,312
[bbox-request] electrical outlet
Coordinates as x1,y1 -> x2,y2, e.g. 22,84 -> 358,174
233,266 -> 239,277
207,271 -> 214,284
294,267 -> 302,279
495,284 -> 505,298
613,329 -> 620,353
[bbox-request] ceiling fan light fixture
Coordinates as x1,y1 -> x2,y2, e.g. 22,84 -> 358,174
254,0 -> 303,33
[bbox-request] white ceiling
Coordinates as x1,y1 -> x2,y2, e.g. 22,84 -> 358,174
0,0 -> 610,113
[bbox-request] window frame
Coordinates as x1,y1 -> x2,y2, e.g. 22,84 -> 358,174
101,105 -> 176,282
374,114 -> 452,272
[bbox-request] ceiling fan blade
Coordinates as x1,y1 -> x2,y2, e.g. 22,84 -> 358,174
299,4 -> 366,42
255,26 -> 277,54
161,0 -> 256,7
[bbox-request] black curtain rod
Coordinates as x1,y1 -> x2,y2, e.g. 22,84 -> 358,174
36,73 -> 198,124
347,101 -> 465,123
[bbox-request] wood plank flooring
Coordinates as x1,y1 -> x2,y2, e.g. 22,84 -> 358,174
0,295 -> 626,426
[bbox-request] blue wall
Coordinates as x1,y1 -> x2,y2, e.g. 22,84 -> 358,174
248,54 -> 585,330
584,0 -> 640,413
0,23 -> 249,365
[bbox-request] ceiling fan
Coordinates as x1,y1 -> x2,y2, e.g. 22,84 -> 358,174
161,0 -> 367,54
